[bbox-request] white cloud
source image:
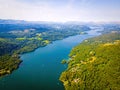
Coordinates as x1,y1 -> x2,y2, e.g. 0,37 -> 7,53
0,0 -> 119,22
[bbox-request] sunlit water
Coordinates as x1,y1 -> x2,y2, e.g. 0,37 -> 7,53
0,29 -> 101,90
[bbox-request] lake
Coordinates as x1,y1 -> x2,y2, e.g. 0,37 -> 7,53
0,29 -> 101,90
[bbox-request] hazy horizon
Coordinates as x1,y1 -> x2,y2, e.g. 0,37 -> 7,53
0,0 -> 120,22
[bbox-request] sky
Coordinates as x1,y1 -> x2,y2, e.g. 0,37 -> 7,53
0,0 -> 120,22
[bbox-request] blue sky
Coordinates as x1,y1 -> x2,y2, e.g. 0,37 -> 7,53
0,0 -> 120,22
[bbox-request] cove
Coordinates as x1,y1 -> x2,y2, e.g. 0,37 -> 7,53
0,29 -> 101,90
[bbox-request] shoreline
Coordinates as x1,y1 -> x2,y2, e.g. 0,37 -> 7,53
0,33 -> 88,77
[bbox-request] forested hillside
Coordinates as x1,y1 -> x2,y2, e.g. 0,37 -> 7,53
60,32 -> 120,90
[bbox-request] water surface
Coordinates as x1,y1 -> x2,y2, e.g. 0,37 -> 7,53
0,29 -> 101,90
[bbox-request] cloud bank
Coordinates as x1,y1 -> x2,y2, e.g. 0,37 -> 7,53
0,0 -> 120,22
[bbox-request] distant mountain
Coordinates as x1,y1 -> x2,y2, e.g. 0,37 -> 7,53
0,19 -> 59,24
0,19 -> 28,24
0,19 -> 54,32
0,19 -> 91,33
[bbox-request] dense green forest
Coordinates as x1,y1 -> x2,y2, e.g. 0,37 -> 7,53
0,54 -> 21,76
60,32 -> 120,90
0,22 -> 90,76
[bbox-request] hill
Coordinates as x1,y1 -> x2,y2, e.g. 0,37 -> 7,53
60,32 -> 120,90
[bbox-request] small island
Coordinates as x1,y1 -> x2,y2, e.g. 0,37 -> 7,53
61,59 -> 67,64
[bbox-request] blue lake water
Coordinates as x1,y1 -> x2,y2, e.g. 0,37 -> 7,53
0,29 -> 101,90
